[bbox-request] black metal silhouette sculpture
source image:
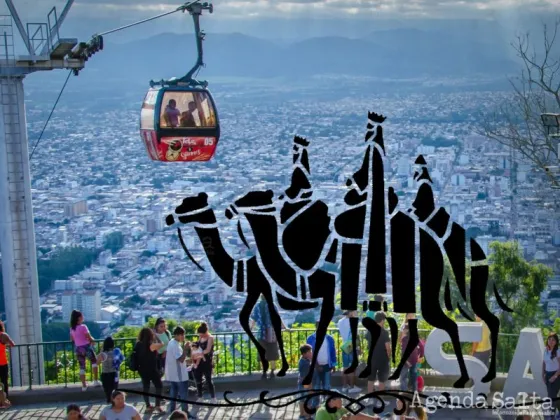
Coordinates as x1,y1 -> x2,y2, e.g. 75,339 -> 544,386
165,111 -> 512,389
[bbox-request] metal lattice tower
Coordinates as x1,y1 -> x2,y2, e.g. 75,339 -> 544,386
0,0 -> 86,387
0,15 -> 15,64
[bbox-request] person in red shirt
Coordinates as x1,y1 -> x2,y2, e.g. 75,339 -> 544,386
0,321 -> 15,408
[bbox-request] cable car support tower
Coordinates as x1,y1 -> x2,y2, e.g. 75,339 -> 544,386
0,0 -> 91,386
0,0 -> 209,386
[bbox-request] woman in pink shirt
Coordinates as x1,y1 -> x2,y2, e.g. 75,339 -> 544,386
70,310 -> 100,391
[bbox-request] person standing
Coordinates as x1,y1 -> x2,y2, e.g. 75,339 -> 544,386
192,322 -> 216,403
97,336 -> 125,403
399,323 -> 423,393
135,328 -> 164,413
472,315 -> 491,367
165,326 -> 196,419
69,310 -> 100,391
306,323 -> 337,391
366,312 -> 391,410
297,344 -> 313,420
307,322 -> 337,409
396,323 -> 424,417
154,318 -> 172,377
250,298 -> 286,379
542,332 -> 560,420
163,99 -> 181,127
338,311 -> 362,393
0,321 -> 14,408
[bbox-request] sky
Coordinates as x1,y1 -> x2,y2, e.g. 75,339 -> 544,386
2,0 -> 560,44
9,0 -> 560,20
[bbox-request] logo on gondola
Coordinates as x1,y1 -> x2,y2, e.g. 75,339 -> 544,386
181,149 -> 202,159
164,111 -> 513,414
163,139 -> 183,161
183,138 -> 198,146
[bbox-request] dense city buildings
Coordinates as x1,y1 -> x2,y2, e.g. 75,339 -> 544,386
15,78 -> 560,337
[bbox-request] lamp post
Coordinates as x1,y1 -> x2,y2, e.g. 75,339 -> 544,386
540,113 -> 560,189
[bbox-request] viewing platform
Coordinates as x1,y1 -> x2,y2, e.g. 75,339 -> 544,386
0,329 -> 542,419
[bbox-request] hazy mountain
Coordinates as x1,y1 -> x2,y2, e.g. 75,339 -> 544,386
74,28 -> 518,85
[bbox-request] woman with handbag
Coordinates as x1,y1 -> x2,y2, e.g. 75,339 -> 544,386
135,328 -> 164,413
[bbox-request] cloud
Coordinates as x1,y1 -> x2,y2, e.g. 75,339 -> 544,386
8,0 -> 560,22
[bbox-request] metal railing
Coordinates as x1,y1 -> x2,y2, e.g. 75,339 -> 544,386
7,329 -> 519,390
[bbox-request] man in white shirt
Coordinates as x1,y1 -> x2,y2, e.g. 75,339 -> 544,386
338,311 -> 362,393
165,326 -> 195,419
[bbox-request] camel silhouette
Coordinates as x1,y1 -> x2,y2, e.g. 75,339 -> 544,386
165,110 -> 513,388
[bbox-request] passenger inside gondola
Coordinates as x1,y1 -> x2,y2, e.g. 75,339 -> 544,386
180,101 -> 198,127
163,99 -> 181,127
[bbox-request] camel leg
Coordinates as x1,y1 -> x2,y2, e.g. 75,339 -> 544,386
339,243 -> 361,374
419,229 -> 468,388
263,292 -> 290,378
302,283 -> 335,386
426,311 -> 469,388
344,317 -> 360,375
478,311 -> 499,383
239,291 -> 268,376
388,319 -> 419,380
471,265 -> 499,383
359,316 -> 381,379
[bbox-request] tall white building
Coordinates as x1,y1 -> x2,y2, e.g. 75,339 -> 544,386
62,290 -> 101,322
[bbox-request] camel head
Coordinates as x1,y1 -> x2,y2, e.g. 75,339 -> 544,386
225,190 -> 276,221
165,192 -> 212,227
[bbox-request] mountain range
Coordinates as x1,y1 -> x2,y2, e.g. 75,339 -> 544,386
79,28 -> 520,84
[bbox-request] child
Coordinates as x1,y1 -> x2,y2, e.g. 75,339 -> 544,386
298,344 -> 313,420
97,336 -> 125,403
190,342 -> 206,369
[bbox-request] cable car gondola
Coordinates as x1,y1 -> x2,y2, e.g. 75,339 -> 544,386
140,1 -> 220,162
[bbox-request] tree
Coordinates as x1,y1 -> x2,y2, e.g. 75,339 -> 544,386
41,308 -> 49,324
37,246 -> 101,293
488,241 -> 552,334
104,232 -> 124,254
478,19 -> 560,188
294,310 -> 317,325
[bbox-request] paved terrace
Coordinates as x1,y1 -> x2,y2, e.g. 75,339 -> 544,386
0,374 -> 547,420
0,330 -> 538,419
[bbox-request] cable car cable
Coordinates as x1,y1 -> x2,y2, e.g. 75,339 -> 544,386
92,0 -> 202,38
30,2 -> 203,159
29,70 -> 73,160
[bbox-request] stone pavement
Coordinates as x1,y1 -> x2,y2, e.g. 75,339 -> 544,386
0,388 -> 546,419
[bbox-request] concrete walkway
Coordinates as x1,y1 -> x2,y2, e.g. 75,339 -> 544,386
0,388 -> 546,419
